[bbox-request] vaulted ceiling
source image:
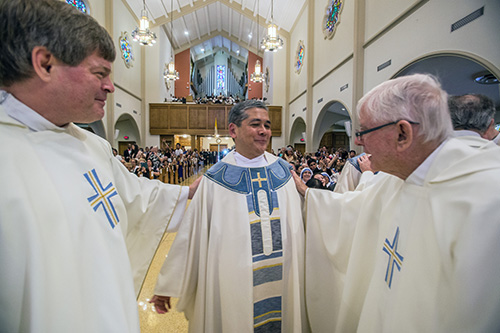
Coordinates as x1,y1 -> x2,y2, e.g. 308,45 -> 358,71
124,0 -> 306,60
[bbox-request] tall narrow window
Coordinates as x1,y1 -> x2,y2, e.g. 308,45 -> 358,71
217,65 -> 226,91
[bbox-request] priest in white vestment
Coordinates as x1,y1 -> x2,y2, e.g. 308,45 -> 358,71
295,74 -> 500,332
152,100 -> 309,332
448,93 -> 500,148
0,2 -> 199,331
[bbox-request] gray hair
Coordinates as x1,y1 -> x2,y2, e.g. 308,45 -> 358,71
356,74 -> 453,144
228,100 -> 268,127
448,94 -> 496,133
0,0 -> 116,87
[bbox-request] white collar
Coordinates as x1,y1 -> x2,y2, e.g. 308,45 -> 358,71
232,151 -> 269,167
453,130 -> 481,138
1,90 -> 65,132
405,140 -> 447,186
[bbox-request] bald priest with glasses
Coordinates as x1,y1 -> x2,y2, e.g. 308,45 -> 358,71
293,74 -> 500,332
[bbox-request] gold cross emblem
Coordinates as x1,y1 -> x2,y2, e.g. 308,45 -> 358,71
251,172 -> 267,188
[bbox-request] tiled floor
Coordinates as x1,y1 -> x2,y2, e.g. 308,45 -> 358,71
138,167 -> 208,332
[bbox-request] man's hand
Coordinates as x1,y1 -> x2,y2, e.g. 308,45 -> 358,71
188,176 -> 202,199
292,171 -> 308,197
358,154 -> 374,173
149,295 -> 172,314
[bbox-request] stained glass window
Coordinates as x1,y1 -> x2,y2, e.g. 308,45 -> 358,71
217,65 -> 225,91
323,0 -> 343,39
66,0 -> 88,14
295,41 -> 305,74
119,32 -> 134,68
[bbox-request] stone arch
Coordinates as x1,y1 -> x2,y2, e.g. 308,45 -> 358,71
289,116 -> 306,144
312,100 -> 352,151
393,52 -> 499,121
114,113 -> 141,152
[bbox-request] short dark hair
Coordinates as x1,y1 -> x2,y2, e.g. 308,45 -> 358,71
448,94 -> 496,133
0,0 -> 116,87
228,100 -> 268,127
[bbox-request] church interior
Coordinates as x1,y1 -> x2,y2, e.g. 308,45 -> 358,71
64,0 -> 499,331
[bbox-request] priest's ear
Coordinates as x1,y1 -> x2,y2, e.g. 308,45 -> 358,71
31,46 -> 56,83
228,122 -> 238,140
395,120 -> 414,152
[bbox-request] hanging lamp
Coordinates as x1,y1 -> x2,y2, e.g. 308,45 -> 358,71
164,0 -> 179,83
131,0 -> 157,46
261,0 -> 283,52
251,0 -> 265,83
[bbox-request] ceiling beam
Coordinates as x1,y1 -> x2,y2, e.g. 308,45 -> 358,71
175,30 -> 261,56
216,1 -> 222,32
153,0 -> 218,27
151,0 -> 289,40
193,45 -> 246,63
204,6 -> 211,35
228,9 -> 232,37
193,10 -> 202,40
181,15 -> 192,44
238,13 -> 243,41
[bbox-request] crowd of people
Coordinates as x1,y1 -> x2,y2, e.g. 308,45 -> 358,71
114,143 -> 220,182
274,145 -> 362,191
114,140 -> 362,189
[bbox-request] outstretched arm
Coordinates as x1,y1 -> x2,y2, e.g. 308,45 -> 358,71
292,171 -> 308,197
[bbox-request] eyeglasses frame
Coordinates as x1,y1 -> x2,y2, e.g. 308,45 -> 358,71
355,119 -> 420,139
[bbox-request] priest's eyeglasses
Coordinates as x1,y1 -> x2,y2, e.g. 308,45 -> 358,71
355,120 -> 420,139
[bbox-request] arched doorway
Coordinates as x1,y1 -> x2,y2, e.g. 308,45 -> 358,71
114,114 -> 141,155
289,117 -> 306,153
394,53 -> 500,121
312,101 -> 352,152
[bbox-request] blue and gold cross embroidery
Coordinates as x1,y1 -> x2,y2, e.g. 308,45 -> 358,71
84,169 -> 120,228
383,227 -> 404,288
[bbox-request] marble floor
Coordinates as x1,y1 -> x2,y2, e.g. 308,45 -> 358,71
138,167 -> 209,332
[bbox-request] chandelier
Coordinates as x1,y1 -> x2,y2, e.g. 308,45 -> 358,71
131,0 -> 157,46
164,0 -> 179,84
251,0 -> 265,83
164,61 -> 179,81
261,0 -> 283,52
251,60 -> 265,83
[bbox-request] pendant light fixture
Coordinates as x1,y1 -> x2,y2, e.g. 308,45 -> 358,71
261,0 -> 283,52
164,0 -> 179,83
131,0 -> 157,46
251,0 -> 265,83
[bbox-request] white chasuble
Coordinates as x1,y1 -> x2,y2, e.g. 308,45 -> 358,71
155,152 -> 309,333
0,98 -> 185,332
305,138 -> 500,332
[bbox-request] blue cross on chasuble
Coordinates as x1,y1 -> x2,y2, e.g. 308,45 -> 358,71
383,227 -> 404,288
205,158 -> 292,332
84,169 -> 120,229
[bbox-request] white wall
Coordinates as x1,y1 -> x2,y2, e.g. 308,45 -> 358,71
289,5 -> 309,101
112,87 -> 141,147
311,59 -> 354,148
112,0 -> 142,96
313,0 -> 355,82
363,0 -> 500,92
289,93 -> 308,141
364,0 -> 418,42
